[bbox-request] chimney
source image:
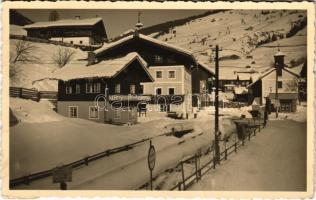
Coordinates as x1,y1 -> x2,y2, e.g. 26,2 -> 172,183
87,52 -> 96,66
75,16 -> 81,20
274,48 -> 285,76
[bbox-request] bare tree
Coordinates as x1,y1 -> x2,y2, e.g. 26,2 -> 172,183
10,40 -> 40,78
10,40 -> 40,64
52,47 -> 76,68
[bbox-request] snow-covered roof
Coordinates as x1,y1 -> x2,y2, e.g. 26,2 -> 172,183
197,61 -> 215,75
94,34 -> 193,57
247,66 -> 299,88
52,52 -> 153,81
234,86 -> 248,95
24,17 -> 103,29
237,73 -> 252,81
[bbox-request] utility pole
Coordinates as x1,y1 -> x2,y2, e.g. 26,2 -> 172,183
212,45 -> 221,164
275,67 -> 279,118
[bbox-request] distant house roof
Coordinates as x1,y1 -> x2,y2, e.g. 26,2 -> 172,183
94,33 -> 193,57
52,52 -> 153,81
24,17 -> 103,29
234,86 -> 248,95
94,33 -> 214,76
197,61 -> 215,75
246,67 -> 300,88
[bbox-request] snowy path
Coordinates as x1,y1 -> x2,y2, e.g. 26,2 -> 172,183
190,120 -> 307,191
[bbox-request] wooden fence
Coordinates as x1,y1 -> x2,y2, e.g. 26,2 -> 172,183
9,129 -> 175,188
9,87 -> 57,102
169,121 -> 263,191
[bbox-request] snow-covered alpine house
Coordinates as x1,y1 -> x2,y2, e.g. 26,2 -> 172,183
23,17 -> 107,45
53,31 -> 214,124
247,50 -> 299,112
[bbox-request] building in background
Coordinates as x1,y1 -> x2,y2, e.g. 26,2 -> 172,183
89,30 -> 214,115
23,17 -> 107,45
247,50 -> 299,112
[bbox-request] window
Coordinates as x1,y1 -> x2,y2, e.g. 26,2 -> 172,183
86,82 -> 101,93
168,71 -> 176,79
168,88 -> 175,95
89,106 -> 99,119
75,84 -> 80,94
69,106 -> 78,118
66,85 -> 72,94
70,41 -> 74,44
79,41 -> 83,44
278,81 -> 283,89
156,71 -> 163,79
115,83 -> 121,94
277,68 -> 282,77
156,88 -> 162,95
140,85 -> 144,94
154,55 -> 163,64
130,84 -> 136,94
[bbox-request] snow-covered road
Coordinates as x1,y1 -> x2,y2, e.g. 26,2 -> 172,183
190,120 -> 307,191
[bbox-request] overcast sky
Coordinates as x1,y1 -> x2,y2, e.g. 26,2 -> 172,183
17,9 -> 207,38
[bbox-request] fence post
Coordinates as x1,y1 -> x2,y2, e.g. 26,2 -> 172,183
19,88 -> 23,98
178,182 -> 181,191
37,91 -> 40,102
181,161 -> 185,190
195,155 -> 199,181
225,143 -> 227,160
213,150 -> 216,169
234,141 -> 237,152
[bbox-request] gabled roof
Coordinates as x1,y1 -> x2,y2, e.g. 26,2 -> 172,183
94,33 -> 214,76
52,52 -> 153,81
94,33 -> 193,57
246,67 -> 300,88
197,61 -> 215,75
24,17 -> 103,29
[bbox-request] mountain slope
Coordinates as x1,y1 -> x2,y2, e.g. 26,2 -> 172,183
148,10 -> 307,72
10,39 -> 86,91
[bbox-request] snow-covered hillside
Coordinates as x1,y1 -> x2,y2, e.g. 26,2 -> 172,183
149,10 -> 307,72
9,39 -> 86,91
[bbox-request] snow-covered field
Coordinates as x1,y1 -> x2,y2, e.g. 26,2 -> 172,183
10,97 -> 307,189
10,98 -> 239,189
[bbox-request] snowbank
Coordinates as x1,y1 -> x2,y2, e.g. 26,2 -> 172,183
10,98 -> 63,123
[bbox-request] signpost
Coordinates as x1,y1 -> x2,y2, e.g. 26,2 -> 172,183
53,165 -> 72,190
148,140 -> 156,190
